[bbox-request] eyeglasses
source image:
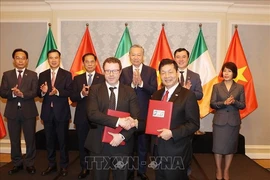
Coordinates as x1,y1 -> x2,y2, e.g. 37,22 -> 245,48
104,69 -> 120,74
14,56 -> 27,60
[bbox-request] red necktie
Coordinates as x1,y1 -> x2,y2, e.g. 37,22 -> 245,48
162,90 -> 169,102
17,70 -> 22,88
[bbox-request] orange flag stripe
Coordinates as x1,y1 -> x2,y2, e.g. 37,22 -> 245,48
198,76 -> 219,118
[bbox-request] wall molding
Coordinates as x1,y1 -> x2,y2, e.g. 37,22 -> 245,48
1,139 -> 269,159
1,1 -> 269,15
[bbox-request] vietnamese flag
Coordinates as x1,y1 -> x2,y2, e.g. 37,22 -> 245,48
149,24 -> 173,89
221,27 -> 258,119
0,112 -> 6,139
70,24 -> 102,78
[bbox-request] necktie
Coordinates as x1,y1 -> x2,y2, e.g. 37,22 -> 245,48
88,74 -> 93,86
180,71 -> 184,86
135,68 -> 140,75
51,71 -> 56,87
17,70 -> 22,88
162,90 -> 169,102
109,87 -> 116,110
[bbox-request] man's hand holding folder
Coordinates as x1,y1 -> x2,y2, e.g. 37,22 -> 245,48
102,109 -> 138,146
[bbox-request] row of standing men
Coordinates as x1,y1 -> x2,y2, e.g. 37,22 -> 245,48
0,45 -> 245,180
0,46 -> 202,180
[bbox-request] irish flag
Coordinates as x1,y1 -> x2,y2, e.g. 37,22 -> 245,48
35,24 -> 62,76
189,27 -> 218,118
115,25 -> 132,69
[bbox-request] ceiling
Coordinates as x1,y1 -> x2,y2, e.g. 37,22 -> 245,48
1,0 -> 270,5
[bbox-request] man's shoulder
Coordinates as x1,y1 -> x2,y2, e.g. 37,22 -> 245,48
187,69 -> 199,76
59,68 -> 71,75
122,65 -> 132,71
25,69 -> 37,76
3,69 -> 14,74
95,72 -> 105,78
143,64 -> 155,71
39,69 -> 50,76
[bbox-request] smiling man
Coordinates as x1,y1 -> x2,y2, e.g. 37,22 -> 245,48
84,57 -> 140,180
0,48 -> 38,175
38,49 -> 72,177
151,59 -> 199,180
70,53 -> 105,179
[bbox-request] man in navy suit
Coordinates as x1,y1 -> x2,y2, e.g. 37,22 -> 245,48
84,57 -> 140,180
70,53 -> 105,179
173,48 -> 203,100
0,48 -> 38,175
120,44 -> 157,180
38,49 -> 72,177
152,59 -> 199,180
173,48 -> 203,176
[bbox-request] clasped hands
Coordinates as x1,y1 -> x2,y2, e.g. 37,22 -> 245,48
183,80 -> 192,89
11,85 -> 23,98
132,70 -> 142,87
81,84 -> 90,96
118,117 -> 138,130
224,95 -> 235,105
40,81 -> 58,96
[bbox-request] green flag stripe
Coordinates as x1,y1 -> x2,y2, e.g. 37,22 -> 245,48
114,27 -> 132,58
36,27 -> 57,67
189,29 -> 208,64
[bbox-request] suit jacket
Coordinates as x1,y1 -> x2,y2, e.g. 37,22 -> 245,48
84,82 -> 140,155
0,69 -> 38,119
120,64 -> 157,131
186,69 -> 203,100
210,81 -> 246,126
38,68 -> 72,122
152,84 -> 199,166
70,72 -> 105,125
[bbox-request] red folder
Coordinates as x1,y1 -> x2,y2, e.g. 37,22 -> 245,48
102,109 -> 130,145
145,100 -> 173,135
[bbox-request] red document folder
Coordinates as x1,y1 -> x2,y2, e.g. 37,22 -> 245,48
145,100 -> 173,135
102,109 -> 130,145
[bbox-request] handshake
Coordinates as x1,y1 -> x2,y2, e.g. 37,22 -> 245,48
118,117 -> 138,130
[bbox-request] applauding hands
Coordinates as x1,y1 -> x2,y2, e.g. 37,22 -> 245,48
11,84 -> 24,98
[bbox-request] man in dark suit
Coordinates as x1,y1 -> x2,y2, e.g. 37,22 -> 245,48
70,53 -> 105,179
38,49 -> 72,177
84,57 -> 140,180
173,48 -> 203,176
173,48 -> 203,100
151,59 -> 199,180
120,44 -> 157,180
0,48 -> 38,175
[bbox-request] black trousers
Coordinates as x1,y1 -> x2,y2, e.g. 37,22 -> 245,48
43,109 -> 69,168
153,145 -> 188,180
90,143 -> 129,180
75,122 -> 90,169
7,108 -> 36,167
